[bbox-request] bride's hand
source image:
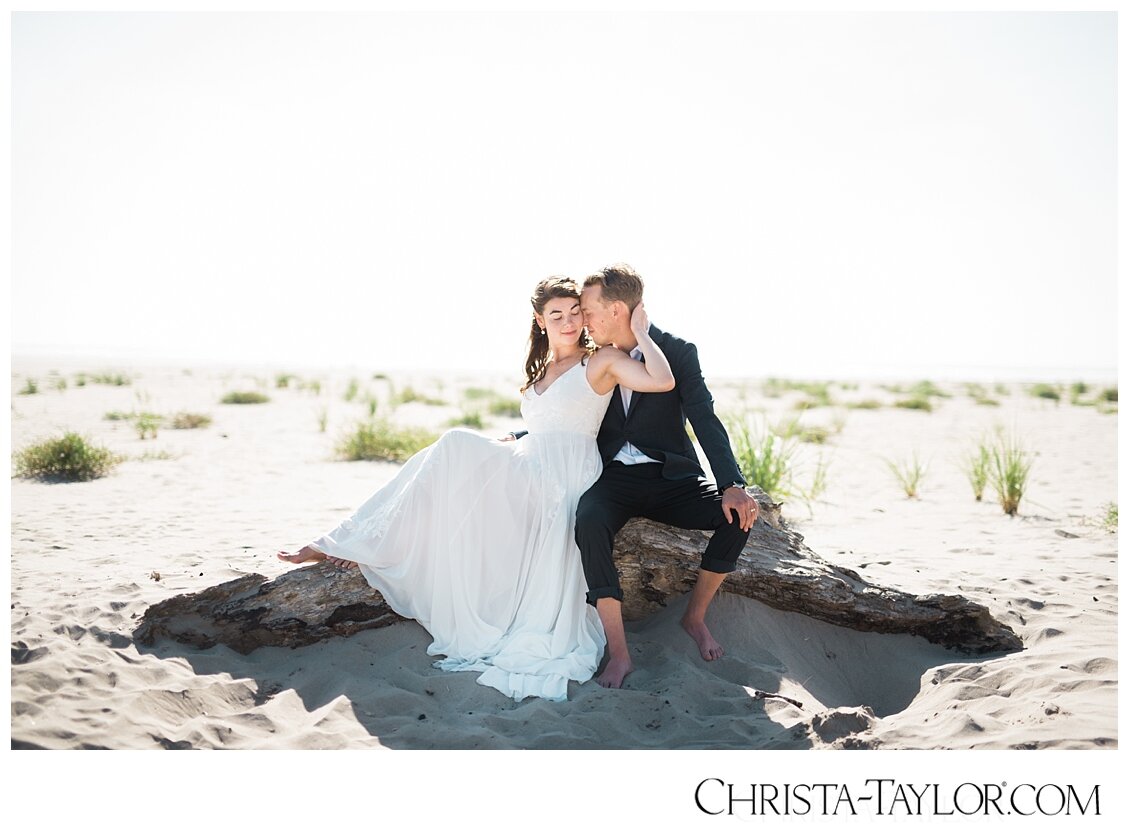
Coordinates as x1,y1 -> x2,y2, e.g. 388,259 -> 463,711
630,302 -> 651,337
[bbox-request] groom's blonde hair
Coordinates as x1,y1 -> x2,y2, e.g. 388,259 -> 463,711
583,263 -> 643,311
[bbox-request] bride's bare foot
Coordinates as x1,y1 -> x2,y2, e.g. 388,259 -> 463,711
277,545 -> 327,564
596,656 -> 634,689
681,616 -> 724,661
277,546 -> 359,570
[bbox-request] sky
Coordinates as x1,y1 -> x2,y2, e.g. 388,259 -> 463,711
10,11 -> 1118,381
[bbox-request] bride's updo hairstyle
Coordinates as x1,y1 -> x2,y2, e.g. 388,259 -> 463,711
522,276 -> 595,393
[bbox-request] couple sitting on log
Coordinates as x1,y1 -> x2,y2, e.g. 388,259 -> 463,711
277,263 -> 760,702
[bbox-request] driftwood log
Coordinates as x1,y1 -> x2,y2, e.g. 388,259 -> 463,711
135,491 -> 1021,656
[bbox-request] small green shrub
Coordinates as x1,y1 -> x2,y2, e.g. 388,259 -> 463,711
74,373 -> 87,387
1099,387 -> 1117,403
487,397 -> 523,418
18,379 -> 38,395
894,397 -> 933,412
91,372 -> 132,386
14,432 -> 122,482
276,373 -> 295,389
463,386 -> 499,401
221,391 -> 269,404
449,411 -> 484,429
169,412 -> 212,429
316,406 -> 329,433
337,419 -> 438,463
344,378 -> 361,402
1029,383 -> 1060,401
1103,502 -> 1117,530
846,399 -> 882,410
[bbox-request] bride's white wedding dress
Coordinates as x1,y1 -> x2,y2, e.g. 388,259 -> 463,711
311,361 -> 612,701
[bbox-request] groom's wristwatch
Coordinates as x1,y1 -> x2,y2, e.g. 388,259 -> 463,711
721,481 -> 746,492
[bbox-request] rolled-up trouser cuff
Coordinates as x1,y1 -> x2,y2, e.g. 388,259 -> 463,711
700,553 -> 739,575
586,585 -> 624,605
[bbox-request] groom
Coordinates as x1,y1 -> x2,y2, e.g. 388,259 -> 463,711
577,264 -> 759,689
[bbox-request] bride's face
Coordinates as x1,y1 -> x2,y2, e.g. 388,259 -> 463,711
537,296 -> 584,347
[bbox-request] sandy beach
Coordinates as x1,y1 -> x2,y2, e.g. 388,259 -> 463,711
9,357 -> 1117,752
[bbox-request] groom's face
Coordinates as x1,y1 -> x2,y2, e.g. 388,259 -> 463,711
580,286 -> 613,346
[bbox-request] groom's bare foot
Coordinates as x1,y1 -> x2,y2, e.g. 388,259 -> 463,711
596,656 -> 634,689
681,616 -> 724,661
277,546 -> 358,570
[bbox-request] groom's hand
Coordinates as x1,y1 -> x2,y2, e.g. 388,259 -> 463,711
722,486 -> 759,531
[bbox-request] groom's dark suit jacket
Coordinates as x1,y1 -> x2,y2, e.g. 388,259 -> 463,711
600,324 -> 744,491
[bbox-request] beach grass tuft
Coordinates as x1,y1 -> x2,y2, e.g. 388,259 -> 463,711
726,413 -> 795,499
1103,502 -> 1117,530
221,391 -> 269,404
911,380 -> 950,399
1029,383 -> 1061,402
392,385 -> 447,407
964,383 -> 1001,407
962,439 -> 992,501
886,452 -> 928,498
846,399 -> 882,410
988,430 -> 1034,516
135,449 -> 177,462
14,432 -> 123,482
133,413 -> 162,440
18,378 -> 38,395
800,452 -> 831,507
338,419 -> 438,463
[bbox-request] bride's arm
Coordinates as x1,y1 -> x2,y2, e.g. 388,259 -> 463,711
592,303 -> 675,394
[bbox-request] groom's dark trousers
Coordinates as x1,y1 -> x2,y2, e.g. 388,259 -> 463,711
575,324 -> 750,604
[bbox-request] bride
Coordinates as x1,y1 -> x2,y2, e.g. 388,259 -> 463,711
277,276 -> 674,701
